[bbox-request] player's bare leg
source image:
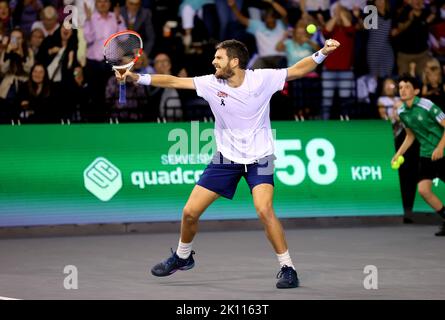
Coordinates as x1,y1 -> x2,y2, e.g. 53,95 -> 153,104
180,185 -> 220,243
252,183 -> 299,288
151,185 -> 219,276
252,184 -> 288,254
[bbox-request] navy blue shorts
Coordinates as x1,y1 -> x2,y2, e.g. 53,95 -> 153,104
196,152 -> 275,199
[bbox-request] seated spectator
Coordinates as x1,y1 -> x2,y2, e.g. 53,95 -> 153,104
31,5 -> 60,37
421,57 -> 445,110
228,0 -> 287,68
121,0 -> 155,58
11,0 -> 43,36
276,22 -> 320,118
29,27 -> 44,56
17,62 -> 54,123
377,78 -> 401,125
0,28 -> 34,119
145,52 -> 184,121
376,78 -> 403,141
71,65 -> 93,122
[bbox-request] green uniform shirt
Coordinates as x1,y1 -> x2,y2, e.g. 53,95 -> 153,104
398,96 -> 445,157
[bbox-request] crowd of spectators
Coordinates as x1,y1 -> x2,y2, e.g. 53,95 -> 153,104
1,0 -> 445,126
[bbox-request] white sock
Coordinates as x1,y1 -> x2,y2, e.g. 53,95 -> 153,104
176,240 -> 193,259
277,250 -> 295,270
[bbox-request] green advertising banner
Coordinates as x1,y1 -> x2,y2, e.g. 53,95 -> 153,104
0,121 -> 403,227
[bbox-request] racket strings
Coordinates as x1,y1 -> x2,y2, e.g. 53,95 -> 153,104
104,34 -> 141,66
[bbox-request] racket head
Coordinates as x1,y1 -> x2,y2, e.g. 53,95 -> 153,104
103,30 -> 143,70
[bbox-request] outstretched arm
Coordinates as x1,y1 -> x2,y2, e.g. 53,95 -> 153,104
227,0 -> 249,27
115,70 -> 195,90
286,39 -> 340,81
392,128 -> 416,163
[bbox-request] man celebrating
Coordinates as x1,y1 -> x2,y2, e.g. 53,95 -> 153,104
116,38 -> 340,288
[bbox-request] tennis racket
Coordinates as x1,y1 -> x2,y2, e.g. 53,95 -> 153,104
103,30 -> 143,105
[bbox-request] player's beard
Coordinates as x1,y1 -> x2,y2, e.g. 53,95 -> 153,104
215,65 -> 235,80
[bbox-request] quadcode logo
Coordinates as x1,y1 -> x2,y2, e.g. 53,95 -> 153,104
84,157 -> 122,201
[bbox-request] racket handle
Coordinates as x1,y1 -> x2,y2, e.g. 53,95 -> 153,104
119,81 -> 127,105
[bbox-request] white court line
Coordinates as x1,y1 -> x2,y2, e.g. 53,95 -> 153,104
0,296 -> 21,300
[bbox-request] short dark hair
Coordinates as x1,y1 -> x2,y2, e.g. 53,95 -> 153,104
398,74 -> 421,90
215,39 -> 249,69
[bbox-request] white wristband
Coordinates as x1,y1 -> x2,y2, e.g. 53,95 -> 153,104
311,50 -> 327,64
137,73 -> 152,86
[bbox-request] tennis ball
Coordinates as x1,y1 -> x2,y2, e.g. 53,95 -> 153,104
391,161 -> 400,170
397,155 -> 405,165
306,24 -> 317,34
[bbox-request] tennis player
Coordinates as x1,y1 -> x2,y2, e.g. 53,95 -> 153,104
393,75 -> 445,236
116,38 -> 340,288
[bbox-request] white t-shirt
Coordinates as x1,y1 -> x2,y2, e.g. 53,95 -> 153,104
193,68 -> 287,164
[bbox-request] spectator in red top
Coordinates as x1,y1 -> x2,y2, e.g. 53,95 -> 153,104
320,3 -> 355,120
